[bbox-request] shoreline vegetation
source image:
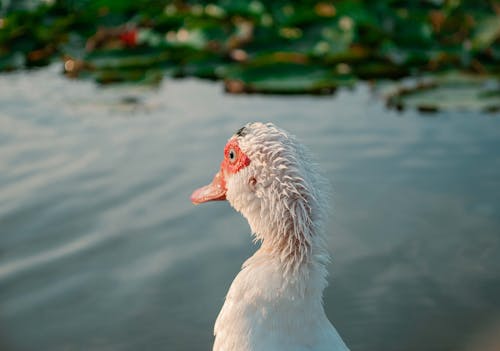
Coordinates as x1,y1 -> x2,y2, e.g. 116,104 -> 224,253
0,0 -> 499,111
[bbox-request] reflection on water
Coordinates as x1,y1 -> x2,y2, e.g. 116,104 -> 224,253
1,65 -> 499,351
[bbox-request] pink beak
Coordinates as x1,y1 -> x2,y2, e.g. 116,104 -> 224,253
190,171 -> 227,204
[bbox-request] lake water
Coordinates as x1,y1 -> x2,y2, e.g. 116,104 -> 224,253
1,65 -> 499,351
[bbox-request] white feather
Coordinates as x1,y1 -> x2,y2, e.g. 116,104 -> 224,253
214,122 -> 349,351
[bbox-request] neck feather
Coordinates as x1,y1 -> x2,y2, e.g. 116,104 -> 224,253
245,224 -> 329,299
259,221 -> 329,274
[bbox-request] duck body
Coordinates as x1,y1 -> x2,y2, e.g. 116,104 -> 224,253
214,249 -> 348,351
191,122 -> 349,351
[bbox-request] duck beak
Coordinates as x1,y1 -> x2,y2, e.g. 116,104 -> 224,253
191,171 -> 227,204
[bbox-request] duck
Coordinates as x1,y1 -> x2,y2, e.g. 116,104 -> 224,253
191,122 -> 349,351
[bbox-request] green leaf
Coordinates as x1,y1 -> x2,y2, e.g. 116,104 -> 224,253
472,15 -> 500,51
224,60 -> 354,94
85,47 -> 170,69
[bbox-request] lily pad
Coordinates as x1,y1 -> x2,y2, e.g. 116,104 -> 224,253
224,60 -> 354,94
383,73 -> 500,113
181,53 -> 228,79
471,15 -> 500,51
84,47 -> 171,69
0,52 -> 25,70
93,68 -> 164,85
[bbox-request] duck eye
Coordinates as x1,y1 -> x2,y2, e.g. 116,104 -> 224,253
228,148 -> 236,162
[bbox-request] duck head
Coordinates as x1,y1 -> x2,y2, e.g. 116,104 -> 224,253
191,122 -> 328,264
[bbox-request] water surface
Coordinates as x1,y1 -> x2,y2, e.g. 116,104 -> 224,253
1,65 -> 500,351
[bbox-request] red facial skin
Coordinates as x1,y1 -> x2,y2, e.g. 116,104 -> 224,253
222,139 -> 251,175
191,138 -> 250,204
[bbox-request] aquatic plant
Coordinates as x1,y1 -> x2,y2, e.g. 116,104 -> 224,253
0,0 -> 498,109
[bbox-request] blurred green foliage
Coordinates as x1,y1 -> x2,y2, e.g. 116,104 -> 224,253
0,0 -> 499,107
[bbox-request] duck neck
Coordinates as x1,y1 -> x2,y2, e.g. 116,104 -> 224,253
252,225 -> 329,297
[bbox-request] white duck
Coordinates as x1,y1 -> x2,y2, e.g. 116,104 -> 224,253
191,122 -> 349,351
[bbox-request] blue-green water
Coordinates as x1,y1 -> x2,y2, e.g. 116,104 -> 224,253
1,65 -> 500,351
